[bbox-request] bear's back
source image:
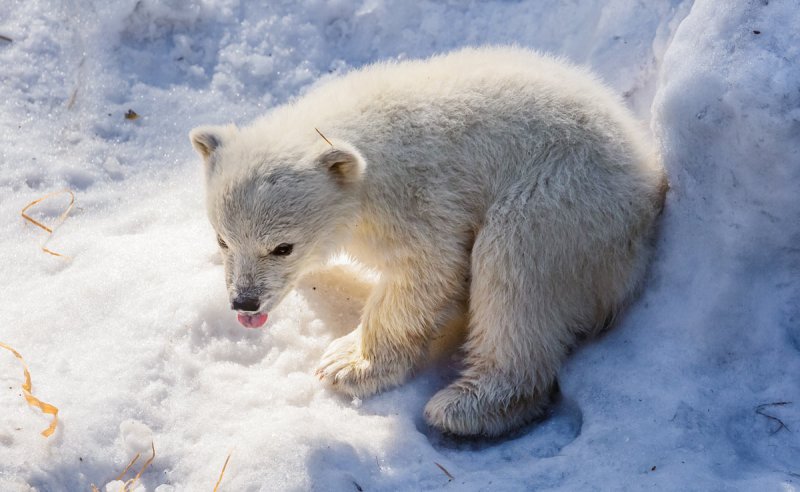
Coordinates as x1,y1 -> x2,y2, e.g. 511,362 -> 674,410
242,47 -> 660,214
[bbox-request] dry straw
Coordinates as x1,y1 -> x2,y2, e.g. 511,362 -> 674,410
0,342 -> 59,437
90,446 -> 231,491
21,189 -> 76,258
434,461 -> 455,481
213,453 -> 233,492
315,127 -> 334,147
92,442 -> 156,492
127,442 -> 156,491
115,452 -> 142,481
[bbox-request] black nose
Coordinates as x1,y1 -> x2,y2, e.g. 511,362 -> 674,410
232,296 -> 260,312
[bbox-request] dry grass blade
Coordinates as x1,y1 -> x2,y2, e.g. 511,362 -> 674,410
756,401 -> 792,434
0,342 -> 59,437
21,189 -> 76,258
213,453 -> 232,492
315,127 -> 334,147
115,452 -> 141,481
91,449 -> 142,491
125,442 -> 156,491
434,462 -> 454,481
67,87 -> 79,109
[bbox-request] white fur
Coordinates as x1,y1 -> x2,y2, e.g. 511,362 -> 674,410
191,46 -> 667,437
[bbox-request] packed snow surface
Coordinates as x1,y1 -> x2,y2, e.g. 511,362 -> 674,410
1,0 -> 798,490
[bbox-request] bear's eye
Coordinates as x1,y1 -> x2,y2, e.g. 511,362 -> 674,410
271,243 -> 293,256
217,235 -> 228,250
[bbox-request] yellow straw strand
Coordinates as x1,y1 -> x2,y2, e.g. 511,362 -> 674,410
115,453 -> 141,481
125,442 -> 155,492
20,189 -> 76,258
0,342 -> 59,437
213,453 -> 233,492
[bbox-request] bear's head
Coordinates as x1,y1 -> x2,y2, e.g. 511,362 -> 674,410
190,125 -> 366,328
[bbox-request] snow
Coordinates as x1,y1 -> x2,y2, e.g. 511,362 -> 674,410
1,0 -> 798,490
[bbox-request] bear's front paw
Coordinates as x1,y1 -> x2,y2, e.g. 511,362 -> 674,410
316,330 -> 409,397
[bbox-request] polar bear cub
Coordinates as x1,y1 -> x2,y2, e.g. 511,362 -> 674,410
190,47 -> 667,437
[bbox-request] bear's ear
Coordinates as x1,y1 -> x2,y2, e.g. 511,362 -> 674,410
317,147 -> 366,185
189,126 -> 225,160
191,125 -> 237,178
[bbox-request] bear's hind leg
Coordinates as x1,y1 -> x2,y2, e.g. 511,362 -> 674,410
424,191 -> 581,437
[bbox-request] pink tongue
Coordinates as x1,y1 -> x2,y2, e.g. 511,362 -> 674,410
237,312 -> 268,329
